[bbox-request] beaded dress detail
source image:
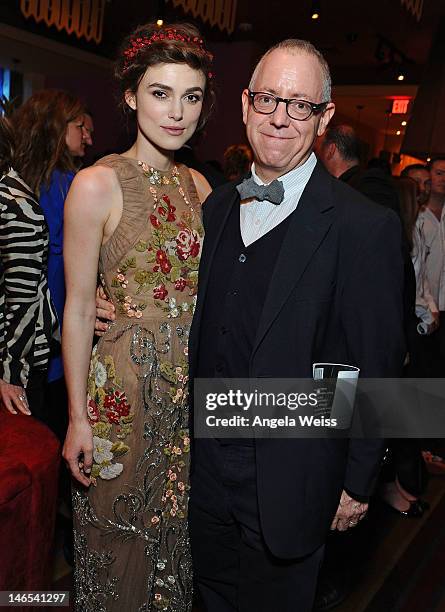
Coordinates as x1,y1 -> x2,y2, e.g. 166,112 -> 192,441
73,154 -> 202,612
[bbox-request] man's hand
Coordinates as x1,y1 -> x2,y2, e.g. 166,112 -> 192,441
95,286 -> 115,335
429,310 -> 440,334
0,378 -> 31,415
330,489 -> 368,531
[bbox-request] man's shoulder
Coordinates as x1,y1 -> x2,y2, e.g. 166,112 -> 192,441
331,172 -> 396,223
202,179 -> 239,222
205,179 -> 238,204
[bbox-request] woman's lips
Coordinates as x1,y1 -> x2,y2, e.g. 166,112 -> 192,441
162,126 -> 186,136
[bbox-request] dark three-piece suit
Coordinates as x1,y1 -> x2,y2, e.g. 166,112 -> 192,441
188,161 -> 406,611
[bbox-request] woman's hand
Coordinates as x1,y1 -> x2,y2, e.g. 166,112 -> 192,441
63,418 -> 94,487
0,379 -> 31,415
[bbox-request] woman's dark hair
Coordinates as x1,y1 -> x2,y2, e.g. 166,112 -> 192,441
115,22 -> 215,131
0,116 -> 14,176
11,90 -> 86,195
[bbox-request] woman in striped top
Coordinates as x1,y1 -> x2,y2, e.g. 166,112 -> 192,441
12,90 -> 86,434
0,116 -> 59,416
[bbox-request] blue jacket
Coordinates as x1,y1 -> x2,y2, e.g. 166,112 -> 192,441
39,169 -> 75,382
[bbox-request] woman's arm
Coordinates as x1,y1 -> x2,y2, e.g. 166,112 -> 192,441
62,165 -> 118,486
0,191 -> 46,414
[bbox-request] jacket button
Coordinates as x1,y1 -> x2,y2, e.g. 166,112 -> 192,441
239,253 -> 247,263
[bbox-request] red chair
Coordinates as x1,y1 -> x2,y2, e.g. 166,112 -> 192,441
0,411 -> 60,590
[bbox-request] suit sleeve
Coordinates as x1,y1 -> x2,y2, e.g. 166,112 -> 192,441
341,210 -> 406,497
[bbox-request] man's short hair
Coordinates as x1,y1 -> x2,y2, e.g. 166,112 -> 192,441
249,39 -> 331,102
401,163 -> 428,177
322,124 -> 360,163
428,157 -> 445,171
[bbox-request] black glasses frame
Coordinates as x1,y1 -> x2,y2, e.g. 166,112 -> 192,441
248,90 -> 329,120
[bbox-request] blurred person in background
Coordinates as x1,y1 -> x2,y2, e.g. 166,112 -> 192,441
416,158 -> 445,376
316,124 -> 400,213
223,143 -> 253,181
0,114 -> 59,418
12,89 -> 87,438
82,111 -> 94,149
379,176 -> 430,518
415,158 -> 445,474
401,163 -> 431,207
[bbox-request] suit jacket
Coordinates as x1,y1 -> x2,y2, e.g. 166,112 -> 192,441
339,165 -> 400,214
189,161 -> 405,558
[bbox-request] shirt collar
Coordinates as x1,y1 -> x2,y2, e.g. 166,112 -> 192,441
251,152 -> 317,194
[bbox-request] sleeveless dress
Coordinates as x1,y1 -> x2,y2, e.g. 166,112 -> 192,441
72,155 -> 203,612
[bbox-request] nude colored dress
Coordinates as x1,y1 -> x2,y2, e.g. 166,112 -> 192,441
73,155 -> 203,612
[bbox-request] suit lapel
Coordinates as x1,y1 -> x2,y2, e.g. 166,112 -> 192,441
252,163 -> 336,357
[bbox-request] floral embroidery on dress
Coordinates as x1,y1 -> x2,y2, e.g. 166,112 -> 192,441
86,346 -> 134,484
162,430 -> 191,520
110,192 -> 203,321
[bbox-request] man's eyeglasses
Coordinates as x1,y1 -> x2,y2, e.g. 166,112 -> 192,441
248,90 -> 329,121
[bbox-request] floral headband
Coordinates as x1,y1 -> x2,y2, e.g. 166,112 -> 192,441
123,29 -> 214,77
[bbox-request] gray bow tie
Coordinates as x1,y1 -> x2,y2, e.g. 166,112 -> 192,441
236,176 -> 284,205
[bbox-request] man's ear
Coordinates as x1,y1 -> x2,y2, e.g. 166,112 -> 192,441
241,89 -> 249,126
124,90 -> 137,111
317,102 -> 335,137
326,142 -> 336,161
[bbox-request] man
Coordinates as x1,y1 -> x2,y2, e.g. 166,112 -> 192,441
401,163 -> 431,206
188,40 -> 405,611
416,157 -> 445,376
315,123 -> 400,212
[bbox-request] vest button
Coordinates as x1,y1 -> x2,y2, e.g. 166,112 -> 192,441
239,253 -> 247,263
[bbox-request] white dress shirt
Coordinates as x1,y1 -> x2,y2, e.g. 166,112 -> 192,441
416,205 -> 445,312
239,153 -> 317,247
412,219 -> 439,333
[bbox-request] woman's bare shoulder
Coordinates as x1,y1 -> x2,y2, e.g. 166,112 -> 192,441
189,168 -> 212,204
70,165 -> 121,199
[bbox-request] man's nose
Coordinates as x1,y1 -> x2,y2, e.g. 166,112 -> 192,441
270,100 -> 290,127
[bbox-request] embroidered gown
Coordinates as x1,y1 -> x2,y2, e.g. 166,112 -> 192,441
73,155 -> 203,612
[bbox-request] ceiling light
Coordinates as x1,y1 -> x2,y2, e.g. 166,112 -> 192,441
397,74 -> 405,81
396,130 -> 401,135
156,18 -> 164,26
401,120 -> 407,126
311,0 -> 321,20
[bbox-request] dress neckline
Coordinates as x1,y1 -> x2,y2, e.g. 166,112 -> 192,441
118,154 -> 177,174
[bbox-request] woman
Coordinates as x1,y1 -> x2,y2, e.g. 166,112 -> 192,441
0,115 -> 59,417
62,23 -> 213,611
13,90 -> 87,433
380,177 -> 430,516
